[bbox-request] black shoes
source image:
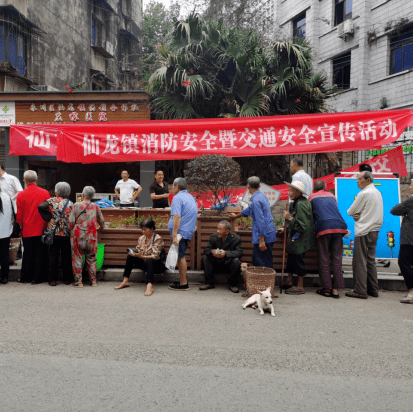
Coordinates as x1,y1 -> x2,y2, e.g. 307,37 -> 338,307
168,282 -> 189,291
199,284 -> 215,291
0,277 -> 8,285
367,291 -> 379,297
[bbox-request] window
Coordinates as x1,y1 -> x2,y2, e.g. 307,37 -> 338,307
293,13 -> 306,38
0,22 -> 26,76
390,26 -> 413,74
333,52 -> 351,90
92,18 -> 103,46
335,0 -> 352,26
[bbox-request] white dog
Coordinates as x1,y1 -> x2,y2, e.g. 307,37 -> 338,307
242,287 -> 275,317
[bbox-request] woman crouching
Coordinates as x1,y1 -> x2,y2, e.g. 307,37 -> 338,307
115,218 -> 166,296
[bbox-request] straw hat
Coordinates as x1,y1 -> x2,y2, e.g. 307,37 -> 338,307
283,180 -> 308,196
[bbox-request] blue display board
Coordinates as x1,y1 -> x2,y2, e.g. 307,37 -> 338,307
335,177 -> 401,259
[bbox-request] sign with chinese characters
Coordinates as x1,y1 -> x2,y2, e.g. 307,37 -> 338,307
0,101 -> 15,126
9,110 -> 413,163
241,183 -> 281,207
14,101 -> 147,125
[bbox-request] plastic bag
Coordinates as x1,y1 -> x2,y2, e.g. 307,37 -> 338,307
165,234 -> 182,271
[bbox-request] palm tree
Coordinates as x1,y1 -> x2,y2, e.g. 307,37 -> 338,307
148,14 -> 335,120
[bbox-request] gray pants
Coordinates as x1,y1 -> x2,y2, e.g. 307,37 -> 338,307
352,232 -> 379,295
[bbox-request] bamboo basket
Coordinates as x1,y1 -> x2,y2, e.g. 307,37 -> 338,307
245,266 -> 276,296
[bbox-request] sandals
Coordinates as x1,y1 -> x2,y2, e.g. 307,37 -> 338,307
70,282 -> 83,288
281,284 -> 294,290
285,286 -> 305,295
316,288 -> 331,298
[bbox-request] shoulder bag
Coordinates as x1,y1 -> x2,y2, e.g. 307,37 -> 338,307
41,200 -> 70,246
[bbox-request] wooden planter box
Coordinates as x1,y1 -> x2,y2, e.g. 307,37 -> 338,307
196,214 -> 236,270
98,228 -> 197,270
235,229 -> 319,272
101,209 -> 136,222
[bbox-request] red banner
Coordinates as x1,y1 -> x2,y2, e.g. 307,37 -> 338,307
193,146 -> 408,207
9,110 -> 413,163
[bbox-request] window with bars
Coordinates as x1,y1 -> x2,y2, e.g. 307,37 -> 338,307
390,26 -> 413,75
333,52 -> 351,90
0,22 -> 27,76
335,0 -> 352,26
293,13 -> 306,39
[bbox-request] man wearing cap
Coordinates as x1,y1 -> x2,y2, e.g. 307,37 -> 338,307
282,181 -> 315,294
309,180 -> 348,298
230,176 -> 276,269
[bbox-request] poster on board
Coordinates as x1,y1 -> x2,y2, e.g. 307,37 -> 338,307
335,177 -> 401,259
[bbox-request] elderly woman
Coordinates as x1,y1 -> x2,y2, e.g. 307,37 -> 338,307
390,179 -> 413,304
0,186 -> 14,284
115,218 -> 166,296
38,182 -> 74,286
69,186 -> 105,288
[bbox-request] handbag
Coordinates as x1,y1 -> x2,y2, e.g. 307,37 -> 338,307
152,233 -> 166,262
41,200 -> 70,246
9,198 -> 21,238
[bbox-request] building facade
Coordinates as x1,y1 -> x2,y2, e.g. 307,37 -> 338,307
262,0 -> 413,185
0,0 -> 143,92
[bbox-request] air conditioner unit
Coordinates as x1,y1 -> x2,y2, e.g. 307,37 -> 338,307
105,41 -> 115,56
344,19 -> 354,35
337,19 -> 354,38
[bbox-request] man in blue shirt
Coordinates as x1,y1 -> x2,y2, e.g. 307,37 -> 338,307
231,176 -> 276,268
168,177 -> 198,291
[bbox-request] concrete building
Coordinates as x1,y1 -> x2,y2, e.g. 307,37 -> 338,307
261,0 -> 413,187
0,0 -> 143,92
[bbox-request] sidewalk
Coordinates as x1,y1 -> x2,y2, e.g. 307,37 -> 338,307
7,256 -> 407,291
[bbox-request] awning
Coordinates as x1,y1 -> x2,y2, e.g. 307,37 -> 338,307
119,28 -> 139,42
9,109 -> 413,163
0,5 -> 43,31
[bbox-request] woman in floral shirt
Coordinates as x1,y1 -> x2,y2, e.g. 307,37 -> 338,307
69,186 -> 105,287
38,182 -> 74,286
115,217 -> 165,296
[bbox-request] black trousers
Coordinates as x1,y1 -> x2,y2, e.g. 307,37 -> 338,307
285,252 -> 307,277
122,255 -> 165,284
49,236 -> 73,283
20,236 -> 43,283
203,254 -> 241,286
0,237 -> 10,281
398,244 -> 413,290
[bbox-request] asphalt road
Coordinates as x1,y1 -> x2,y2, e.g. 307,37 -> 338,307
0,281 -> 412,411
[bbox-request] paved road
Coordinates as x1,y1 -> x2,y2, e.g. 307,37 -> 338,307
0,281 -> 412,411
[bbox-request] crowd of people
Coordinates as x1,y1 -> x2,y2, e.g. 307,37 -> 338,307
0,159 -> 412,304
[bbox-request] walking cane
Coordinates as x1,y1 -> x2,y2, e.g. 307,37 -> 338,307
280,203 -> 289,294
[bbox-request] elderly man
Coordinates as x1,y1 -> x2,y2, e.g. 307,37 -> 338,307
282,181 -> 315,294
390,179 -> 413,304
230,176 -> 276,269
168,178 -> 198,291
346,171 -> 383,299
200,220 -> 243,293
309,180 -> 348,298
290,158 -> 313,199
16,170 -> 49,284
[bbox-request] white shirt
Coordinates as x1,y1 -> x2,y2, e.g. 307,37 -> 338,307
115,179 -> 140,204
0,192 -> 13,239
292,169 -> 313,199
347,183 -> 383,237
0,172 -> 23,212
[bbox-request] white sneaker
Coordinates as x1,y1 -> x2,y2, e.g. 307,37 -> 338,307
400,294 -> 413,304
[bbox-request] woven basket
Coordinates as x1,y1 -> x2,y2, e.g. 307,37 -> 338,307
245,266 -> 276,296
9,237 -> 20,265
